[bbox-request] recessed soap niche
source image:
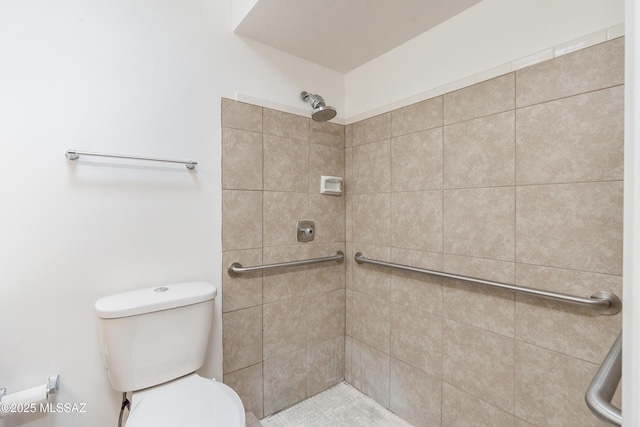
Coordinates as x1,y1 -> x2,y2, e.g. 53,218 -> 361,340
320,176 -> 342,195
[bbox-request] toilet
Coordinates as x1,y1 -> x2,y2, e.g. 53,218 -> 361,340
94,282 -> 245,427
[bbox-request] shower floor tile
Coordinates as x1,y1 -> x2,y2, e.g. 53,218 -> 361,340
260,382 -> 413,427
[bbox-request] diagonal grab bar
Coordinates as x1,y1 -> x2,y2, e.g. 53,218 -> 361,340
585,332 -> 622,426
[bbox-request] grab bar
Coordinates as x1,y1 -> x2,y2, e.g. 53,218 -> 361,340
66,149 -> 197,169
585,332 -> 622,426
354,252 -> 621,315
228,251 -> 344,277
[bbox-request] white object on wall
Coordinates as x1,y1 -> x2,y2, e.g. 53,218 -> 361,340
320,176 -> 342,195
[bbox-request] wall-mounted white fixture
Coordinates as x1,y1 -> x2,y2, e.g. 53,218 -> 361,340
320,176 -> 342,195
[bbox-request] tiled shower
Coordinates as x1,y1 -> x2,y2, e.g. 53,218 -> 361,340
221,37 -> 623,426
221,102 -> 346,418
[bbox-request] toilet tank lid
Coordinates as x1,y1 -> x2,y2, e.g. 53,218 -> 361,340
95,282 -> 217,319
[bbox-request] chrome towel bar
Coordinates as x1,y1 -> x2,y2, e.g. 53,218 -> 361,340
354,252 -> 621,315
228,251 -> 344,277
65,149 -> 197,169
585,332 -> 622,426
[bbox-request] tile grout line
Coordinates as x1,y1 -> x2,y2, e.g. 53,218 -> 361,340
260,105 -> 267,417
512,70 -> 518,419
385,118 -> 392,366
440,92 -> 445,427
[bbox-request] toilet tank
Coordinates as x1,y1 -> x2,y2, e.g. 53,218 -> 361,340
95,282 -> 217,392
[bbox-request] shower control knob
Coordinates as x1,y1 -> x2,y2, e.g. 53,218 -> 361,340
297,220 -> 315,242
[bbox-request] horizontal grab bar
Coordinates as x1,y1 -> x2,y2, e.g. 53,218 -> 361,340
585,332 -> 622,426
65,149 -> 197,169
228,251 -> 344,277
354,252 -> 621,315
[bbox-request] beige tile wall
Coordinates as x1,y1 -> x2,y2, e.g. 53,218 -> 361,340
345,37 -> 624,427
221,99 -> 346,418
222,37 -> 623,426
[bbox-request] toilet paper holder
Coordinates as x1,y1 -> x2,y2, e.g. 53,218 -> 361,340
0,374 -> 60,400
47,374 -> 60,396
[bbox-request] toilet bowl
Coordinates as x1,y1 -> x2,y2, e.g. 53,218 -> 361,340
125,374 -> 244,427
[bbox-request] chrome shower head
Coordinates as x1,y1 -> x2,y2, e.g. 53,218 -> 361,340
301,91 -> 337,122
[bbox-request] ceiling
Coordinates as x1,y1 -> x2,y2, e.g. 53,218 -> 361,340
233,0 -> 482,73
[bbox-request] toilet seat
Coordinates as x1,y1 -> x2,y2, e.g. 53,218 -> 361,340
125,374 -> 245,427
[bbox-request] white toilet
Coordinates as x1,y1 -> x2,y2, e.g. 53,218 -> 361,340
94,282 -> 245,427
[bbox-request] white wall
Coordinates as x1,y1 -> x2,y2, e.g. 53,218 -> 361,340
231,0 -> 259,30
0,1 -> 343,426
345,0 -> 625,118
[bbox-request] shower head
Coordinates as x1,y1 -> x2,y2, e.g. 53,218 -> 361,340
301,91 -> 337,122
